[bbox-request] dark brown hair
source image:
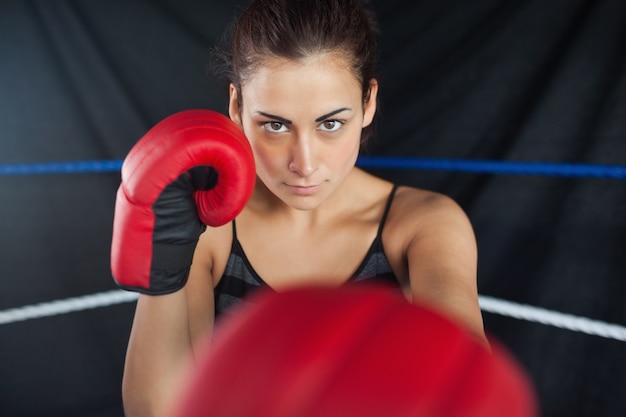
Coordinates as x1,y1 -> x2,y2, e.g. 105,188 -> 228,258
211,0 -> 380,142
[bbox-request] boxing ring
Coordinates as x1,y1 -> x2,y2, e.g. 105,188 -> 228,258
1,156 -> 625,339
0,155 -> 624,417
1,156 -> 625,343
3,0 -> 626,414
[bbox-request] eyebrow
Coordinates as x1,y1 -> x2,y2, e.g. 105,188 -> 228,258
256,111 -> 292,125
315,107 -> 351,122
255,107 -> 352,125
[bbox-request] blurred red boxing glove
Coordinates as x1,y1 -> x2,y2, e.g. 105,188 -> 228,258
111,109 -> 255,294
172,286 -> 539,417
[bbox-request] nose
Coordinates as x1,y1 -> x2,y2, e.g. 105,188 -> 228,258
288,136 -> 317,177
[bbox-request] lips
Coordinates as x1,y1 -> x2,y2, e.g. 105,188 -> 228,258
286,183 -> 320,196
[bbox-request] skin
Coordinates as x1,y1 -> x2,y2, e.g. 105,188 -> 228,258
122,52 -> 487,417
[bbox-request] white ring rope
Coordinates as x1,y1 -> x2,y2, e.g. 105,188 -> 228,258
479,295 -> 626,342
0,290 -> 138,325
0,290 -> 624,342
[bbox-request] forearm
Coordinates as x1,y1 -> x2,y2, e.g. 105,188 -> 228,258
122,292 -> 193,417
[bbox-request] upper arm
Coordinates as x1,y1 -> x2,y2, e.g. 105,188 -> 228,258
403,193 -> 487,344
186,229 -> 218,355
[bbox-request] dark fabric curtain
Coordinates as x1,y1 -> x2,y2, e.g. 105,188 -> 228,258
0,1 -> 624,416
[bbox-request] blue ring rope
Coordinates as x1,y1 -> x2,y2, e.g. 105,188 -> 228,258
0,157 -> 625,179
0,160 -> 123,175
356,156 -> 626,179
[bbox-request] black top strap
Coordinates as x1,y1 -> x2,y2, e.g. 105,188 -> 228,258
377,184 -> 398,236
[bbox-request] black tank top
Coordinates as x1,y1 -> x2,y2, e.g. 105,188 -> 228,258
214,185 -> 400,317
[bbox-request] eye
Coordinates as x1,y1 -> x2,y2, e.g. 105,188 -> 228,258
262,121 -> 289,133
318,120 -> 344,132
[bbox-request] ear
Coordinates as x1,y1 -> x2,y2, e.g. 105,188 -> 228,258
362,79 -> 378,128
228,83 -> 243,128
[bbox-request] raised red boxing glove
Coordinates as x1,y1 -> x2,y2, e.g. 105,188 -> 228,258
111,109 -> 255,294
172,286 -> 539,417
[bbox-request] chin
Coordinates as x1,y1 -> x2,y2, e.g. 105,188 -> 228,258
287,196 -> 324,211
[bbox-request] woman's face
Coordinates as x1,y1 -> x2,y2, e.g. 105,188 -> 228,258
229,53 -> 378,211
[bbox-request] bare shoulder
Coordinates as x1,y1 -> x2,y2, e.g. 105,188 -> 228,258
386,186 -> 474,243
383,185 -> 477,275
393,186 -> 477,271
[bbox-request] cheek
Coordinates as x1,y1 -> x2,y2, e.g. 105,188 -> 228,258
322,132 -> 361,176
338,125 -> 363,161
242,132 -> 284,176
251,143 -> 282,174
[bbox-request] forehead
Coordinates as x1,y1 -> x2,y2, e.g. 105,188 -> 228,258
240,53 -> 363,109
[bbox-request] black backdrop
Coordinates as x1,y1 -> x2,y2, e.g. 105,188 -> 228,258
1,1 -> 625,416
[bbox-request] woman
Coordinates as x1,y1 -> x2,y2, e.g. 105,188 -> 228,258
122,0 -> 487,415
